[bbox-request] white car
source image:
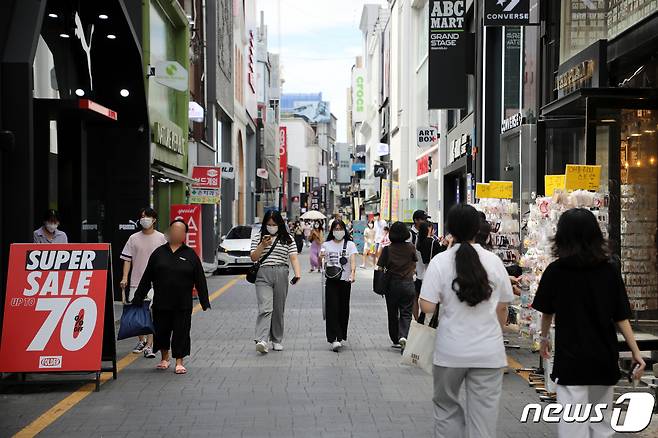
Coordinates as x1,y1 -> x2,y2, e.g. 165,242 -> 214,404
217,225 -> 258,271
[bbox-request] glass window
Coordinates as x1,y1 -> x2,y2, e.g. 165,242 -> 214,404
149,3 -> 178,120
503,26 -> 522,119
417,2 -> 429,65
545,124 -> 586,174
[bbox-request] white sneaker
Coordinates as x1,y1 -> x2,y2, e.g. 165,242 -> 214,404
331,341 -> 342,352
399,338 -> 407,349
272,343 -> 283,351
256,341 -> 269,354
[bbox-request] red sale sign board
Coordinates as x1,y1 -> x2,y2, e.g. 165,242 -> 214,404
191,166 -> 221,189
0,244 -> 110,373
170,204 -> 203,259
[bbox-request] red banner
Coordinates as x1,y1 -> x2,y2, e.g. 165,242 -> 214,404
0,244 -> 110,373
170,204 -> 203,259
191,166 -> 221,189
417,155 -> 430,176
279,126 -> 288,209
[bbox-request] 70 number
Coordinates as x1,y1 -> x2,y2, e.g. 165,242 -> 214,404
27,297 -> 97,352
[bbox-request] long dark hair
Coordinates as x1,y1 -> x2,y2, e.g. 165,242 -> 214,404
260,210 -> 292,245
327,219 -> 351,242
447,204 -> 492,307
553,208 -> 608,267
474,211 -> 492,250
416,222 -> 431,250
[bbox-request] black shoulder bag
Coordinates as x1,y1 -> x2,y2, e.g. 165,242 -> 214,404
373,246 -> 390,296
325,239 -> 348,280
246,237 -> 279,284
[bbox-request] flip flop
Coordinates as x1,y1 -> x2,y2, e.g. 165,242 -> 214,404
175,365 -> 187,375
156,360 -> 170,370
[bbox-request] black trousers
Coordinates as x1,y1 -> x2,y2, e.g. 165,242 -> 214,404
325,279 -> 351,342
152,308 -> 192,358
385,278 -> 415,344
414,279 -> 426,325
294,235 -> 304,253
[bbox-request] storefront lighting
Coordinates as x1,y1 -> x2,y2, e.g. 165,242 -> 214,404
631,133 -> 642,137
600,119 -> 616,123
75,89 -> 85,97
48,13 -> 58,18
624,162 -> 629,169
120,89 -> 130,97
99,14 -> 109,19
59,33 -> 70,38
106,34 -> 116,40
650,157 -> 655,165
636,160 -> 642,167
644,130 -> 655,134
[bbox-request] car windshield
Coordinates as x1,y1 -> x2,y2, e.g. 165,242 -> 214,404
226,226 -> 253,240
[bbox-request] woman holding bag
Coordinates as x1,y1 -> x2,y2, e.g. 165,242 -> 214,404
250,210 -> 302,354
320,220 -> 358,352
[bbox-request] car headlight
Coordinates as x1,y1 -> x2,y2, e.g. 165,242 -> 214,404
218,245 -> 227,253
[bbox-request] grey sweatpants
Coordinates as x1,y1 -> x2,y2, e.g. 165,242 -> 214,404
432,365 -> 504,438
254,265 -> 289,343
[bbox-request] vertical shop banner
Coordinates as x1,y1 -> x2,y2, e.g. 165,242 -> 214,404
351,221 -> 367,253
428,1 -> 469,109
279,126 -> 288,209
0,244 -> 110,373
191,166 -> 221,204
391,181 -> 400,222
352,68 -> 366,123
170,205 -> 203,259
380,179 -> 391,221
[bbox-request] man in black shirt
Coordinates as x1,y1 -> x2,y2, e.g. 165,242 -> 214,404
133,220 -> 210,374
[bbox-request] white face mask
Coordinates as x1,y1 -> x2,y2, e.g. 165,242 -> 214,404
45,222 -> 58,233
333,230 -> 345,241
267,225 -> 279,235
314,223 -> 319,229
140,217 -> 154,229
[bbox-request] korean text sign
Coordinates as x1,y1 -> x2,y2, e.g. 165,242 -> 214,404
0,244 -> 110,372
192,166 -> 221,189
565,165 -> 601,191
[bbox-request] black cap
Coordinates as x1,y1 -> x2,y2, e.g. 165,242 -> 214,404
413,210 -> 430,221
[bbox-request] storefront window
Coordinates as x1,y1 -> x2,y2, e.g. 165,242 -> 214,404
503,26 -> 521,119
544,124 -> 586,174
522,26 -> 538,122
149,3 -> 179,121
561,1 -> 658,63
619,109 -> 658,314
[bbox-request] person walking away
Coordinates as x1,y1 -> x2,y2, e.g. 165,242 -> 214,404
320,220 -> 358,352
415,222 -> 445,324
377,222 -> 417,350
33,209 -> 68,243
250,210 -> 302,354
308,221 -> 324,272
120,207 -> 167,357
361,220 -> 376,268
131,220 -> 210,374
418,204 -> 514,438
532,208 -> 645,438
292,221 -> 304,253
409,210 -> 429,321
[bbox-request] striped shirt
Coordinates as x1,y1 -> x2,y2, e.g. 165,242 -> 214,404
250,232 -> 297,267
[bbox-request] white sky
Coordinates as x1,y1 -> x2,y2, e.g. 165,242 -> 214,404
256,0 -> 387,142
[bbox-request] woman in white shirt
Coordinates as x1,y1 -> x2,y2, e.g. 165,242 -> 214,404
320,220 -> 358,352
419,204 -> 514,438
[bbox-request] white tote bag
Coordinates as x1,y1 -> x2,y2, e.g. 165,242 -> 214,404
400,318 -> 437,375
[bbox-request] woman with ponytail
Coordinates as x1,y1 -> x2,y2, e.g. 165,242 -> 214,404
419,204 -> 514,438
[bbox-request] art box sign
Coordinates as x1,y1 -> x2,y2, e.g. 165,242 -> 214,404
0,244 -> 110,372
428,1 -> 469,109
417,127 -> 439,147
484,0 -> 530,26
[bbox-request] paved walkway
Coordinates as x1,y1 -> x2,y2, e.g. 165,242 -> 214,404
0,255 -> 608,437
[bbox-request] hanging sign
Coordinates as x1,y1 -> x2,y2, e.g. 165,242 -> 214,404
545,174 -> 566,196
154,61 -> 189,92
417,127 -> 439,147
0,244 -> 110,373
376,143 -> 390,156
190,188 -> 220,204
565,165 -> 601,191
489,181 -> 514,199
352,163 -> 366,172
501,112 -> 524,133
219,162 -> 234,179
380,179 -> 391,221
352,68 -> 366,123
476,183 -> 491,199
374,164 -> 387,178
428,0 -> 468,109
192,166 -> 221,189
256,168 -> 269,179
484,0 -> 530,26
417,155 -> 431,176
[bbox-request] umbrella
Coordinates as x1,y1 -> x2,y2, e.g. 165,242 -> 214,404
301,210 -> 326,220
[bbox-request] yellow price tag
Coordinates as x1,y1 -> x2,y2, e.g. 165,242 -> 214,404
544,175 -> 566,196
565,165 -> 601,191
489,181 -> 514,199
476,183 -> 490,199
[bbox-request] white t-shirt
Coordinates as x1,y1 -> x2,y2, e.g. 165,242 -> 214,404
409,225 -> 426,280
420,243 -> 514,368
321,239 -> 358,281
373,219 -> 387,243
120,230 -> 167,289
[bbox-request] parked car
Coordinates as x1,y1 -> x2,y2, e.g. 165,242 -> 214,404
216,225 -> 258,271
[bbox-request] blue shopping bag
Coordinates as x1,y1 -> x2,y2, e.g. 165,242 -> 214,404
117,302 -> 155,340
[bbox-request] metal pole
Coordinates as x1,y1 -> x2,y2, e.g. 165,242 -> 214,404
389,159 -> 393,221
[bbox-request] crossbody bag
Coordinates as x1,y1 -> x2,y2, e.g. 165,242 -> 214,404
246,237 -> 279,284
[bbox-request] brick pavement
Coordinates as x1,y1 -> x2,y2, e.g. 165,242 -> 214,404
0,255 -> 586,438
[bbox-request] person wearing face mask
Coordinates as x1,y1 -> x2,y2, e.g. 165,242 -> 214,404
34,209 -> 68,243
132,220 -> 210,374
250,210 -> 302,354
120,207 -> 167,357
320,220 -> 358,351
361,220 -> 376,268
308,221 -> 324,272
